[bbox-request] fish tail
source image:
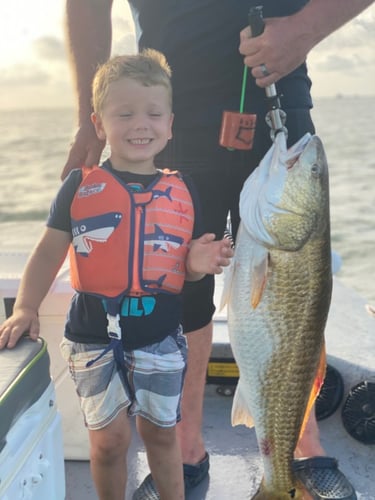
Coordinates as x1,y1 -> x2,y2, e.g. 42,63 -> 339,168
231,379 -> 254,427
251,479 -> 304,499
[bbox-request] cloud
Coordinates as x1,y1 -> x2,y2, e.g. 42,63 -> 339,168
0,57 -> 74,109
316,10 -> 375,51
307,8 -> 375,96
0,64 -> 50,87
32,36 -> 66,61
0,2 -> 373,109
315,53 -> 366,73
111,15 -> 137,55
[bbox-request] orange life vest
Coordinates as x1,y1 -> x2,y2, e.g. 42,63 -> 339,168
69,166 -> 195,300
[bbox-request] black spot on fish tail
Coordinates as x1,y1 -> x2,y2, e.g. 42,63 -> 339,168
289,488 -> 296,498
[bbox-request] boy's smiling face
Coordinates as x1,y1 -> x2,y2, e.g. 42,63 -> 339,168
92,77 -> 174,173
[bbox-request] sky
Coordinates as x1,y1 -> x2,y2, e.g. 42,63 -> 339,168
0,1 -> 374,110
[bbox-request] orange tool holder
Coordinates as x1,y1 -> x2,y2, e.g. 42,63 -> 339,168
219,65 -> 256,151
219,5 -> 268,151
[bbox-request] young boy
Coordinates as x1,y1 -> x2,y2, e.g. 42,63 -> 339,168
0,49 -> 233,500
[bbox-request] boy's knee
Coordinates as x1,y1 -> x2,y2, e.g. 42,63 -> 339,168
89,422 -> 130,461
138,418 -> 176,448
91,434 -> 128,463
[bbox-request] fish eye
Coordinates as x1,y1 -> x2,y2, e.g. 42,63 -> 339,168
311,163 -> 321,177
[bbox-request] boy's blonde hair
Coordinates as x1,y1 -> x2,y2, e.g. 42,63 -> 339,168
92,49 -> 172,114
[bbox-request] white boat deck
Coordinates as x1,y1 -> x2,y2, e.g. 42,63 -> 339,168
0,245 -> 374,499
64,277 -> 375,499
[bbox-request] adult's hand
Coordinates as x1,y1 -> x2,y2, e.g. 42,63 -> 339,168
61,120 -> 106,180
240,0 -> 374,88
239,15 -> 314,88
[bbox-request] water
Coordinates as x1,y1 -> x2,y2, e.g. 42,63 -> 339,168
0,98 -> 374,304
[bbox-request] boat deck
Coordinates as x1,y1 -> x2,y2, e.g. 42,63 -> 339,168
65,383 -> 262,499
64,278 -> 375,499
0,239 -> 374,499
64,381 -> 375,500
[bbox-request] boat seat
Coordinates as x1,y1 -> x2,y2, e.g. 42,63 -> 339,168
0,336 -> 51,452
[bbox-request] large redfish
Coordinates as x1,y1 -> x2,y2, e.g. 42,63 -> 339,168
222,133 -> 332,499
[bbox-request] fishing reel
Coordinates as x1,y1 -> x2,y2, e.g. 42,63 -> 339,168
311,364 -> 375,445
315,364 -> 344,421
341,380 -> 375,445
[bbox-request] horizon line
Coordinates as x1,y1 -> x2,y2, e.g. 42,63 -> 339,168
0,94 -> 374,113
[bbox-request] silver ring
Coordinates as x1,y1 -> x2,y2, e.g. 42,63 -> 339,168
260,63 -> 270,77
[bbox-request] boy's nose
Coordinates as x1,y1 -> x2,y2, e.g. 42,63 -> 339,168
133,116 -> 149,130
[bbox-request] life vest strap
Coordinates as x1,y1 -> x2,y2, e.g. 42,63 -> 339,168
84,338 -> 134,400
85,339 -> 116,368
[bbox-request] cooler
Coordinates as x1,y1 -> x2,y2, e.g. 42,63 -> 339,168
0,251 -> 90,460
0,336 -> 65,499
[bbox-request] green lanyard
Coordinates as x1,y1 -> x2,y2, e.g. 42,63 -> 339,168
239,66 -> 248,113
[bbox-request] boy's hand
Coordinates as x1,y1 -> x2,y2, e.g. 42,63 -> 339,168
0,309 -> 40,349
186,233 -> 234,280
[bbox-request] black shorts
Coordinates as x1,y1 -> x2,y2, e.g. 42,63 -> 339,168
156,109 -> 315,333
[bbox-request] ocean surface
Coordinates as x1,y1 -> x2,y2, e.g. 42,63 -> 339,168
0,97 -> 374,304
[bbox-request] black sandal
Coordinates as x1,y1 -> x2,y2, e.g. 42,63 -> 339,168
293,456 -> 357,500
132,453 -> 210,499
183,452 -> 210,490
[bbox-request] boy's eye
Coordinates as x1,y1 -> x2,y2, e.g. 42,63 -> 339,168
150,113 -> 162,117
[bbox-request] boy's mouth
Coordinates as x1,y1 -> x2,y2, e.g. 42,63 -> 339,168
128,138 -> 152,145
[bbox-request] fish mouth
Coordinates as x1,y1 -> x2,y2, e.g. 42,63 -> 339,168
239,133 -> 325,249
286,153 -> 300,170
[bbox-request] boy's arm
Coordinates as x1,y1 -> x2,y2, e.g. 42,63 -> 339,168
0,227 -> 71,349
185,233 -> 233,282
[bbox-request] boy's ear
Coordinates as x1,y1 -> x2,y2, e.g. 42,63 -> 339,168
168,112 -> 174,140
91,112 -> 106,141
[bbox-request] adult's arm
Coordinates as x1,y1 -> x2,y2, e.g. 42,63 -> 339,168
62,0 -> 114,179
240,0 -> 374,87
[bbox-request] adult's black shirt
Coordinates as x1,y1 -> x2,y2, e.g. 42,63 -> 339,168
129,0 -> 312,129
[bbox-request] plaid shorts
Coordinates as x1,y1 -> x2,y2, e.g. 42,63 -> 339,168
60,326 -> 187,430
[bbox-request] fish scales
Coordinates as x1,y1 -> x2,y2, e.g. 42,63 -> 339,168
225,134 -> 332,499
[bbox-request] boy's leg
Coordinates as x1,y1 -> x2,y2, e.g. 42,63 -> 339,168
59,340 -> 133,500
177,322 -> 213,465
137,416 -> 184,500
89,408 -> 132,500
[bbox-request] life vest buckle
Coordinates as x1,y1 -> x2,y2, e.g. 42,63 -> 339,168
107,313 -> 122,340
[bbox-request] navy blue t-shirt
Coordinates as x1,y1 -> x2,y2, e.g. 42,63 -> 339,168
47,161 -> 204,350
130,0 -> 312,129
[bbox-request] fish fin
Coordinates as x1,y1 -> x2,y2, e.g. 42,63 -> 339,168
231,380 -> 254,428
219,256 -> 235,310
250,244 -> 269,309
299,344 -> 327,440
